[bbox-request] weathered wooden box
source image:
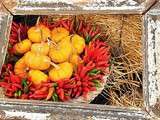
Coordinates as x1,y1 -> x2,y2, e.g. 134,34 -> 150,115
0,0 -> 158,119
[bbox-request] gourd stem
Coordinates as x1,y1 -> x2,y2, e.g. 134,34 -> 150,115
47,38 -> 58,48
36,16 -> 40,26
49,61 -> 60,69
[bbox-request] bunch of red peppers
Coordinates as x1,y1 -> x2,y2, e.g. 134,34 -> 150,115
0,17 -> 110,102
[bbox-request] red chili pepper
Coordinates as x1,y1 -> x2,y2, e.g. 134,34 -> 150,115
88,87 -> 96,91
64,89 -> 72,96
71,87 -> 78,97
88,82 -> 95,87
12,83 -> 22,89
78,20 -> 83,32
63,79 -> 72,84
4,76 -> 10,82
79,67 -> 89,78
97,61 -> 108,66
34,84 -> 42,90
30,86 -> 36,92
12,22 -> 19,28
46,87 -> 55,100
97,47 -> 107,55
28,77 -> 32,83
83,87 -> 89,93
5,91 -> 13,97
0,82 -> 10,87
34,87 -> 48,94
86,61 -> 95,70
82,75 -> 90,82
91,74 -> 103,80
92,28 -> 100,37
42,83 -> 53,88
61,20 -> 69,30
63,84 -> 75,89
58,89 -> 64,101
88,28 -> 93,36
69,20 -> 74,32
49,24 -> 56,29
7,64 -> 13,70
75,87 -> 82,98
0,83 -> 12,91
57,80 -> 63,88
21,94 -> 28,99
76,81 -> 81,87
64,95 -> 71,101
86,24 -> 91,32
30,94 -> 48,99
10,74 -> 21,83
96,54 -> 109,61
82,82 -> 88,87
67,20 -> 71,27
82,29 -> 88,37
11,85 -> 18,92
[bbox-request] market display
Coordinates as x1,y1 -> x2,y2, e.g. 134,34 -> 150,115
0,17 -> 110,102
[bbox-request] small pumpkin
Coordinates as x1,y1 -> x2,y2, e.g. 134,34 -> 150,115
49,62 -> 73,81
49,37 -> 72,63
71,34 -> 85,54
51,27 -> 69,43
31,42 -> 50,55
14,57 -> 29,78
69,54 -> 82,67
24,51 -> 51,70
28,70 -> 48,85
28,24 -> 51,43
13,39 -> 32,54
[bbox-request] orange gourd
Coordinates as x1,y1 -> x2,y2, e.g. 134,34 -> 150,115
31,42 -> 50,55
14,57 -> 29,78
13,39 -> 32,54
49,62 -> 73,81
28,24 -> 51,43
24,51 -> 51,70
71,34 -> 85,54
28,70 -> 48,85
49,37 -> 72,63
69,54 -> 82,67
51,27 -> 69,43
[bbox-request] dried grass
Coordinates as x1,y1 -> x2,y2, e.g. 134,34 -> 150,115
96,15 -> 143,107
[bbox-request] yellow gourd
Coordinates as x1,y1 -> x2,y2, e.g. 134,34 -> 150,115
71,34 -> 85,54
14,57 -> 29,78
13,39 -> 31,54
49,62 -> 73,81
31,43 -> 50,55
28,24 -> 51,43
49,38 -> 72,63
69,54 -> 82,67
24,51 -> 51,70
28,70 -> 48,85
51,27 -> 69,43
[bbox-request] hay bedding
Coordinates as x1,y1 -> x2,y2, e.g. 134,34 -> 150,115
100,15 -> 143,107
0,15 -> 143,107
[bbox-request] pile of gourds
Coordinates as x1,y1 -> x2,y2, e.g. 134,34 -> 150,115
13,22 -> 85,85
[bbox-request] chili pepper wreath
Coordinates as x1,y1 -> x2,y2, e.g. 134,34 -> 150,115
0,16 -> 111,102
